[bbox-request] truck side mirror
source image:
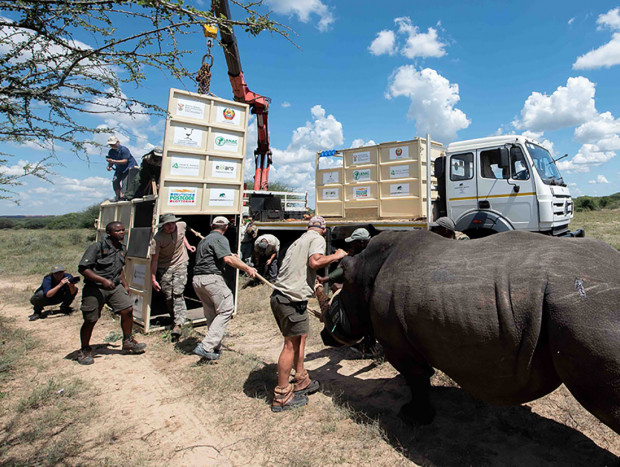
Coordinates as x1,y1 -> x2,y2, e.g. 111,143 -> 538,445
498,147 -> 510,169
434,156 -> 445,178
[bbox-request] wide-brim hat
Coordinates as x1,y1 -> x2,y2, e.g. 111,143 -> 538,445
429,217 -> 456,232
107,135 -> 119,145
345,228 -> 371,243
158,213 -> 182,227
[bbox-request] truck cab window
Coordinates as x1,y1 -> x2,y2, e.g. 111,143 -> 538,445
480,149 -> 509,180
510,146 -> 530,180
450,153 -> 474,181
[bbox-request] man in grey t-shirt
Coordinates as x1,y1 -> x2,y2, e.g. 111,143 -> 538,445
270,216 -> 346,412
192,216 -> 257,361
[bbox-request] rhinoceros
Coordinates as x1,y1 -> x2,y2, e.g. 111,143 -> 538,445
325,229 -> 620,434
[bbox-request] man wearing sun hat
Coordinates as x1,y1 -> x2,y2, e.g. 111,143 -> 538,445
252,233 -> 280,282
270,215 -> 347,412
192,216 -> 257,361
105,135 -> 138,200
150,213 -> 196,342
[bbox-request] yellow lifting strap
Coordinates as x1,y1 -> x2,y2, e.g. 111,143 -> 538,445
203,23 -> 218,39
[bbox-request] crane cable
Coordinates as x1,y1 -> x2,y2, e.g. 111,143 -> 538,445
197,24 -> 218,95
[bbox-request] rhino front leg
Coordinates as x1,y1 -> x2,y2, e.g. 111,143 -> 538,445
382,342 -> 436,425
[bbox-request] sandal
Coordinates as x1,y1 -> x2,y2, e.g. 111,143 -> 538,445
293,372 -> 320,396
271,384 -> 308,413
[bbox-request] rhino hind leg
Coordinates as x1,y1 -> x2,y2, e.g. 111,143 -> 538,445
381,341 -> 436,425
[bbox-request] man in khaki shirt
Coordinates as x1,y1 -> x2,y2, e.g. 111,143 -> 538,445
270,216 -> 346,412
150,213 -> 196,341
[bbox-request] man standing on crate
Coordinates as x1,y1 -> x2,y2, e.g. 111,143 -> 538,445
76,221 -> 146,365
106,135 -> 138,201
270,216 -> 347,412
192,216 -> 257,361
150,213 -> 196,342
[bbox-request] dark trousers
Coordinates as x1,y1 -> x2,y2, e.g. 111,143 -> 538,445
30,288 -> 77,313
257,255 -> 278,282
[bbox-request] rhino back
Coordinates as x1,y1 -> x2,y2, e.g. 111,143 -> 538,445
368,230 -> 601,403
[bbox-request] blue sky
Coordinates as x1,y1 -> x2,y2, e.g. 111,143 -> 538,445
2,0 -> 620,215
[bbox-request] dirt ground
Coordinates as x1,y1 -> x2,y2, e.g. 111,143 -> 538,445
0,276 -> 618,466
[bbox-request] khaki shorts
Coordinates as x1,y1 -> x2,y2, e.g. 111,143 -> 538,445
270,291 -> 309,337
81,282 -> 133,323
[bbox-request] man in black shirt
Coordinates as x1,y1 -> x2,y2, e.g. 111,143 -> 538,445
192,216 -> 256,361
76,221 -> 146,365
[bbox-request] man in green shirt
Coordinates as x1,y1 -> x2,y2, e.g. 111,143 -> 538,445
270,216 -> 347,412
192,216 -> 257,361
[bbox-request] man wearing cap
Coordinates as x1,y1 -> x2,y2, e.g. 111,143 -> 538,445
317,227 -> 371,287
252,233 -> 280,283
429,217 -> 470,240
28,265 -> 79,321
150,213 -> 196,342
270,216 -> 347,412
124,146 -> 163,200
192,216 -> 257,361
77,221 -> 146,365
240,219 -> 258,265
106,135 -> 138,201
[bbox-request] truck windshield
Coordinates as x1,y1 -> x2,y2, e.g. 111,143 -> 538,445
526,143 -> 565,186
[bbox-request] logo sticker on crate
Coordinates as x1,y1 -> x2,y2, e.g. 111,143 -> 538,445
353,169 -> 371,181
389,165 -> 410,179
352,151 -> 371,165
170,155 -> 201,177
322,171 -> 339,184
173,126 -> 203,148
215,104 -> 242,126
168,187 -> 198,205
212,131 -> 240,153
354,186 -> 371,199
209,188 -> 235,207
176,97 -> 206,119
322,188 -> 339,200
389,146 -> 409,160
390,183 -> 410,197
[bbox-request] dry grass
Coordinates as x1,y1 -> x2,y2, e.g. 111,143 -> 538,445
571,209 -> 620,249
0,228 -> 94,277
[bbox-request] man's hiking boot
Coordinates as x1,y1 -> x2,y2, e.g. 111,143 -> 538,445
272,384 -> 308,413
77,348 -> 94,365
293,371 -> 320,396
60,306 -> 73,315
170,325 -> 182,343
193,343 -> 220,360
122,336 -> 146,354
28,311 -> 43,321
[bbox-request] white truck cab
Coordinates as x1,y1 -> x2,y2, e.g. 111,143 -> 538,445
436,135 -> 577,238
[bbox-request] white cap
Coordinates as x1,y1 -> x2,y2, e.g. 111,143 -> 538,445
107,135 -> 119,145
212,216 -> 230,226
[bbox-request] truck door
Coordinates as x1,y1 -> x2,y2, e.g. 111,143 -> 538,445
445,152 -> 476,223
477,145 -> 538,231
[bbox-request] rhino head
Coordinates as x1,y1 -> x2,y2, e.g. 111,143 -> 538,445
321,232 -> 402,346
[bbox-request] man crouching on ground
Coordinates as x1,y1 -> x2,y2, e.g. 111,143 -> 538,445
270,216 -> 347,412
192,216 -> 257,361
76,221 -> 146,365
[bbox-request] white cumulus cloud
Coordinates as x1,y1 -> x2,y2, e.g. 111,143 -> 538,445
573,7 -> 620,69
513,77 -> 598,132
395,17 -> 447,59
369,30 -> 397,56
556,143 -> 615,173
387,65 -> 470,142
588,175 -> 610,184
266,0 -> 334,32
369,17 -> 447,59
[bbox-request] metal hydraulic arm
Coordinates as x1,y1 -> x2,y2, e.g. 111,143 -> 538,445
211,0 -> 272,191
